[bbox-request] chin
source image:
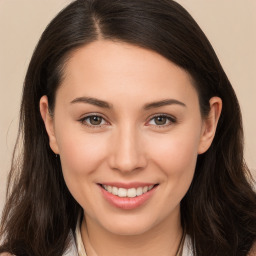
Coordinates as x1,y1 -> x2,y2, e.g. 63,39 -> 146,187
98,214 -> 160,236
106,224 -> 152,236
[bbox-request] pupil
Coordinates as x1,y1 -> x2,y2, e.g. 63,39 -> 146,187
155,116 -> 166,125
90,116 -> 102,125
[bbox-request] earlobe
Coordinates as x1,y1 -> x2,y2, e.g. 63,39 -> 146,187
198,97 -> 222,154
39,96 -> 59,154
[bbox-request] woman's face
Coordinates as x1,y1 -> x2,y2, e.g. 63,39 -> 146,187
41,40 -> 220,235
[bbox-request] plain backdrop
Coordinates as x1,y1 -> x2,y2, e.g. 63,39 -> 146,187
0,0 -> 255,214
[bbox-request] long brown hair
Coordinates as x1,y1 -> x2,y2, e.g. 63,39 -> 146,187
1,0 -> 255,255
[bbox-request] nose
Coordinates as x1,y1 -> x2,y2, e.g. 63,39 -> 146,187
108,125 -> 147,173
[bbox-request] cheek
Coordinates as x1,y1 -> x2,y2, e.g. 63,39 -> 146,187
146,132 -> 200,211
149,131 -> 200,173
55,126 -> 111,210
54,123 -> 109,181
146,124 -> 201,193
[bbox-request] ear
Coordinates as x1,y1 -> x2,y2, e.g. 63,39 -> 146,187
198,97 -> 222,154
39,95 -> 59,154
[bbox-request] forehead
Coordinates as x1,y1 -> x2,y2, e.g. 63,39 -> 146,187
58,40 -> 198,107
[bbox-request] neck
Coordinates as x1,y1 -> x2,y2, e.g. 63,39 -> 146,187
81,208 -> 183,256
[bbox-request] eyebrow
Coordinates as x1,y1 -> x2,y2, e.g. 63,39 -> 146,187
143,99 -> 186,110
70,97 -> 113,109
70,97 -> 186,110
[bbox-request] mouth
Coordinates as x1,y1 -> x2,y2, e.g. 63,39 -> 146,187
98,183 -> 159,209
99,184 -> 159,198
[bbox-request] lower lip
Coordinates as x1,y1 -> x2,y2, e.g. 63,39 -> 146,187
99,185 -> 158,210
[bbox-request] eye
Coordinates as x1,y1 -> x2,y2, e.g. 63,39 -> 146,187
79,115 -> 107,127
147,114 -> 176,126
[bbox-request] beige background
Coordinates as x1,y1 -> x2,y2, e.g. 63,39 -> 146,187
0,0 -> 255,214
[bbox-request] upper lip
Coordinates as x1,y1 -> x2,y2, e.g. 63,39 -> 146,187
98,182 -> 158,189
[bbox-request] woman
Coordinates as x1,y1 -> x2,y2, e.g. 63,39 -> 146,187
0,0 -> 255,255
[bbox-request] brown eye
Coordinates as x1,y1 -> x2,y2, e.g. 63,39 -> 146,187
154,116 -> 168,125
79,115 -> 107,127
89,116 -> 103,125
148,114 -> 176,126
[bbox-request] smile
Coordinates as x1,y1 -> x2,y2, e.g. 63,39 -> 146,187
101,184 -> 156,198
98,183 -> 159,210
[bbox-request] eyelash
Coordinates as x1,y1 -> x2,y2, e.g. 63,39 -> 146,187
78,114 -> 108,128
78,113 -> 176,128
147,114 -> 177,127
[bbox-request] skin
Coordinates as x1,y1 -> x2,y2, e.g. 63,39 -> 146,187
40,40 -> 222,256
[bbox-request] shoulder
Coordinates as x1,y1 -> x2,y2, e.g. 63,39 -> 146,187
0,253 -> 14,256
248,241 -> 256,256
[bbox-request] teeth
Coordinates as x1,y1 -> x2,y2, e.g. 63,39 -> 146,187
112,186 -> 118,195
118,188 -> 127,197
142,186 -> 148,193
127,188 -> 137,198
102,185 -> 156,198
107,185 -> 112,193
136,187 -> 143,196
